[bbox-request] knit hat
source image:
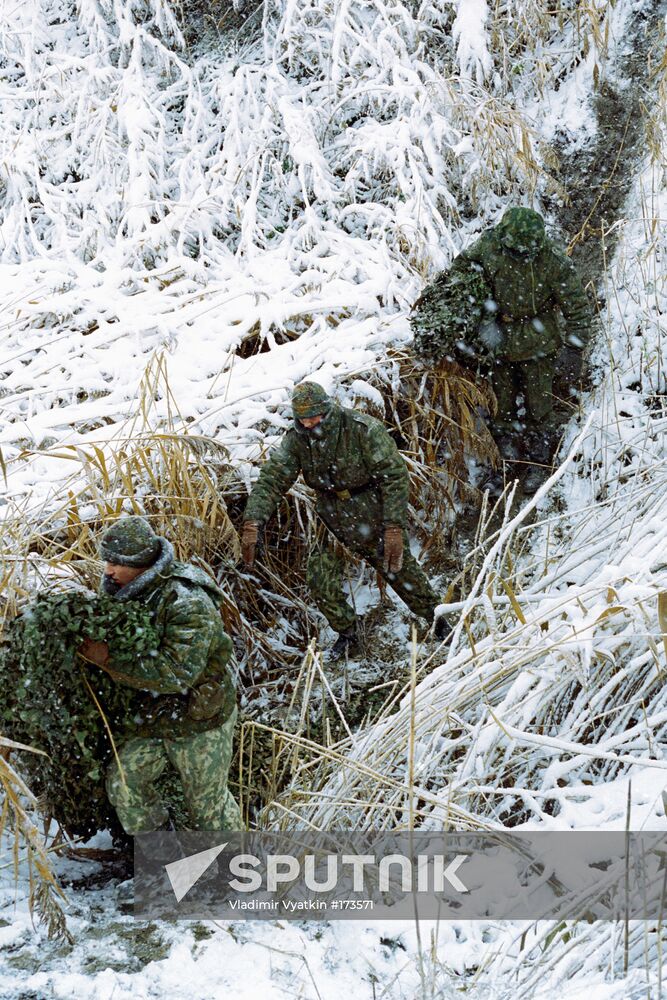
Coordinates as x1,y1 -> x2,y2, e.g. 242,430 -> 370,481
498,207 -> 546,256
292,382 -> 332,419
100,515 -> 161,567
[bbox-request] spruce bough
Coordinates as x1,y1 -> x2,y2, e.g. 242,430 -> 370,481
0,590 -> 159,838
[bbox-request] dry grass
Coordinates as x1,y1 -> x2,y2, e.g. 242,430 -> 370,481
0,735 -> 70,942
257,408 -> 667,834
0,341 -> 501,853
0,355 -> 241,613
351,350 -> 499,564
444,78 -> 564,203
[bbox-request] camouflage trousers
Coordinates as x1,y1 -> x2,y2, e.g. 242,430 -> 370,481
306,531 -> 438,634
106,707 -> 242,834
491,353 -> 560,463
491,353 -> 558,429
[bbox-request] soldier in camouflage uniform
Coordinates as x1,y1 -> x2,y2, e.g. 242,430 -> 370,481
241,382 -> 448,655
80,516 -> 242,834
411,207 -> 593,492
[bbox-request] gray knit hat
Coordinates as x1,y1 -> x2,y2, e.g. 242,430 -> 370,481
100,515 -> 161,567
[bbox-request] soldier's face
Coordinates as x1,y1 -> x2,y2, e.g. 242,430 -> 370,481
104,562 -> 147,587
299,414 -> 325,429
506,243 -> 540,259
501,232 -> 543,258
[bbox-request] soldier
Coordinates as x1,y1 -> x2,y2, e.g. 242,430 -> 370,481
412,207 -> 593,493
241,382 -> 448,655
79,515 -> 242,836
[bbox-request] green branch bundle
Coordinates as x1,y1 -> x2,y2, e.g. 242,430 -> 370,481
410,263 -> 493,365
0,591 -> 159,839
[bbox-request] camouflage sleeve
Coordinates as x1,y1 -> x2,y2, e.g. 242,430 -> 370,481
363,421 -> 410,527
102,592 -> 228,694
552,254 -> 593,349
243,431 -> 301,524
452,236 -> 486,271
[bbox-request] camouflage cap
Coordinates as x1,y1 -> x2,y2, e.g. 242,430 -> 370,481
498,207 -> 546,256
292,382 -> 331,419
100,515 -> 161,567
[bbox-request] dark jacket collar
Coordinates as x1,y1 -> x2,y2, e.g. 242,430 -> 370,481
293,402 -> 342,441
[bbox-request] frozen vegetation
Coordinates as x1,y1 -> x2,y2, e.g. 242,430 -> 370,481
0,0 -> 666,997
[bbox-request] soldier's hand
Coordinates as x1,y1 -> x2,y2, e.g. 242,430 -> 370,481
241,521 -> 261,567
383,525 -> 404,574
79,639 -> 110,667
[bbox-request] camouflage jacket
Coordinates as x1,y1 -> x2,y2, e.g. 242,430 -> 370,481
99,539 -> 236,739
453,227 -> 592,361
244,403 -> 409,528
412,227 -> 592,364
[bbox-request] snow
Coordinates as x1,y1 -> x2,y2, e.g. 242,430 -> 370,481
452,0 -> 492,85
0,861 -> 481,1000
1,0 -> 666,996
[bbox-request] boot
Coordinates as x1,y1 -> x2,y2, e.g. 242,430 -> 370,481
483,428 -> 521,497
132,818 -> 182,911
522,463 -> 550,495
494,430 -> 520,461
432,612 -> 453,644
330,622 -> 362,659
481,469 -> 506,499
135,817 -> 179,873
522,427 -> 556,495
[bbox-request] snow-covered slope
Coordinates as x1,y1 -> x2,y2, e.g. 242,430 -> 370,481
1,0 -> 666,997
0,0 -> 616,501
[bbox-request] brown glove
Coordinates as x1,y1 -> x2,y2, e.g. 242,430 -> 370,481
79,639 -> 110,667
241,521 -> 260,567
383,525 -> 404,574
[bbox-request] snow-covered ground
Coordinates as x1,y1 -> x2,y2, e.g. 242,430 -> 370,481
1,0 -> 666,997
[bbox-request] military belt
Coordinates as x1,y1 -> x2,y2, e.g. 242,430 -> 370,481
320,483 -> 371,502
